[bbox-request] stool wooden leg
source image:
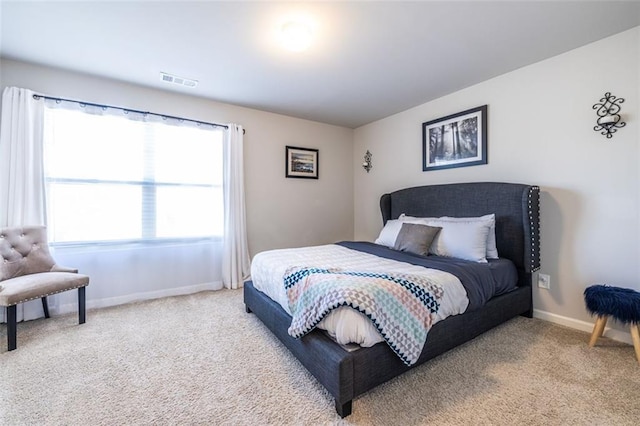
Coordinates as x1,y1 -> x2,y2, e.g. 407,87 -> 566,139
589,316 -> 608,347
630,324 -> 640,365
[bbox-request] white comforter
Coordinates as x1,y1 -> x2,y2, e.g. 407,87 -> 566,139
250,244 -> 469,347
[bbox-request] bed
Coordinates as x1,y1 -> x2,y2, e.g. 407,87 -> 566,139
243,182 -> 540,417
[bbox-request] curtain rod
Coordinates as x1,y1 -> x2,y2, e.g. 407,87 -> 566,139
32,93 -> 234,131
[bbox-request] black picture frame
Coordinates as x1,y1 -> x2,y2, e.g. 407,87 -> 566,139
422,105 -> 487,171
286,146 -> 319,179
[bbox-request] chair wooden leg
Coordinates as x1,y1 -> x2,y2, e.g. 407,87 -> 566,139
589,316 -> 608,347
78,287 -> 86,324
630,324 -> 640,365
7,305 -> 17,351
41,297 -> 50,318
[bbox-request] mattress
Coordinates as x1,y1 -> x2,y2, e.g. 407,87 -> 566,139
250,244 -> 469,347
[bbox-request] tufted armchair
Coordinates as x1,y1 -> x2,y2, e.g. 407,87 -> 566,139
0,226 -> 89,351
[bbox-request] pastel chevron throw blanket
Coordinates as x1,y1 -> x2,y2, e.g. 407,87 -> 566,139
284,267 -> 444,366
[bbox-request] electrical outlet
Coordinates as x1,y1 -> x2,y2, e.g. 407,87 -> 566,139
538,273 -> 551,289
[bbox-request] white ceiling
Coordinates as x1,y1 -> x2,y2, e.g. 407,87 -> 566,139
2,1 -> 639,128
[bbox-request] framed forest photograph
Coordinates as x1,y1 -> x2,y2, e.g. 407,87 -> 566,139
285,146 -> 319,179
422,105 -> 487,171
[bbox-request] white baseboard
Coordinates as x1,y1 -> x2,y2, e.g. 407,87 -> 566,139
533,309 -> 633,345
54,281 -> 224,315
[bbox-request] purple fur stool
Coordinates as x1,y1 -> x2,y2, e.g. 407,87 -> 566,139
584,284 -> 640,364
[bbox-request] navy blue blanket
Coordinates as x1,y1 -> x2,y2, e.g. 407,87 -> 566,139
336,241 -> 517,311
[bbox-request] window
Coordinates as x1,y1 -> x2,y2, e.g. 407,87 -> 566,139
43,107 -> 223,244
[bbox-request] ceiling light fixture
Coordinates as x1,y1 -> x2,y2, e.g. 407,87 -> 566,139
280,20 -> 313,52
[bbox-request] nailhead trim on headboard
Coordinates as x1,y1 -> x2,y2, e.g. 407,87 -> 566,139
528,186 -> 541,272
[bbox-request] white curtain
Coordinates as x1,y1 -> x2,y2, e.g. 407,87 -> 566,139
222,124 -> 251,289
0,86 -> 47,322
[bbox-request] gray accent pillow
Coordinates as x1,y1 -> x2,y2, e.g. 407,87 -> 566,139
393,223 -> 442,256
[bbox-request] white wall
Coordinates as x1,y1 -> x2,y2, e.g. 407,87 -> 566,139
0,58 -> 354,310
354,27 -> 640,337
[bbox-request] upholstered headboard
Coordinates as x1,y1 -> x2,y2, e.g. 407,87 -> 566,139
380,182 -> 540,277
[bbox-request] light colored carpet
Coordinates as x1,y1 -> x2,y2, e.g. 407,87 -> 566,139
1,289 -> 639,425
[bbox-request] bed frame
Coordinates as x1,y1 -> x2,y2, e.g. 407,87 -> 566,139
244,182 -> 540,417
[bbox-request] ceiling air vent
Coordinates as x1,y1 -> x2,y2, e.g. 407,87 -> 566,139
160,72 -> 198,88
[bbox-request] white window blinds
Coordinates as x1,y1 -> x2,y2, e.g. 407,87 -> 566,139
43,106 -> 223,244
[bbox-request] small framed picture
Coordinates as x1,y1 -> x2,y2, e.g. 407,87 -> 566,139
286,146 -> 319,179
422,105 -> 487,171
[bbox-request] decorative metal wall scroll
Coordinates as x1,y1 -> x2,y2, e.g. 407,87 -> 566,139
593,92 -> 625,139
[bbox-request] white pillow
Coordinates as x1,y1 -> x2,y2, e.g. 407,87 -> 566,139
374,219 -> 404,248
401,213 -> 498,259
441,215 -> 498,259
421,218 -> 491,263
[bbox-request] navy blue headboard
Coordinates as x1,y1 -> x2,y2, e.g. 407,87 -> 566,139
380,182 -> 540,276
